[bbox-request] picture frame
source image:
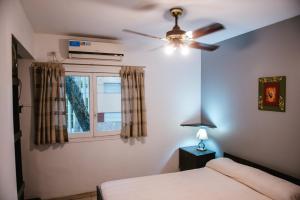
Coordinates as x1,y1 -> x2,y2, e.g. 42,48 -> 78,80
258,76 -> 286,112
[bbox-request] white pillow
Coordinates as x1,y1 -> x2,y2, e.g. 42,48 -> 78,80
206,157 -> 300,200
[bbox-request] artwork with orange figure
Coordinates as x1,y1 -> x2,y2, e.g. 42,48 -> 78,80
265,86 -> 277,103
263,83 -> 279,106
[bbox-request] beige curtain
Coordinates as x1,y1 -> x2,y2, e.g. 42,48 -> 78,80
32,62 -> 68,145
120,66 -> 147,138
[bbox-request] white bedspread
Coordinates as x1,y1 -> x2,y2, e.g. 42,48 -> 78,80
100,167 -> 272,200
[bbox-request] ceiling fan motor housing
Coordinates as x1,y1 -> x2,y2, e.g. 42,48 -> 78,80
166,28 -> 187,46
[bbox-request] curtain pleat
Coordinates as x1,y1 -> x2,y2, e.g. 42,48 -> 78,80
32,62 -> 68,145
120,66 -> 147,138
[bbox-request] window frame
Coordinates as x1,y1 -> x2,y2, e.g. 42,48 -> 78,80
65,70 -> 121,139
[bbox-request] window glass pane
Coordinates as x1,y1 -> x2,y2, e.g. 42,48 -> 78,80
104,83 -> 121,93
96,77 -> 121,132
65,75 -> 90,134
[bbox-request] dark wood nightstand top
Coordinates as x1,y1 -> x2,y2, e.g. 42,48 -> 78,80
179,146 -> 215,157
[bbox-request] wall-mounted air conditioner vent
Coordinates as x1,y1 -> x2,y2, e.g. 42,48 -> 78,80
68,40 -> 124,61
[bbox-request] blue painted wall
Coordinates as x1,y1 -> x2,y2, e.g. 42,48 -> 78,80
201,16 -> 300,178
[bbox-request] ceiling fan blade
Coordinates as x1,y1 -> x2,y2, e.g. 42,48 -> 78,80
123,29 -> 162,40
189,41 -> 219,51
192,23 -> 224,39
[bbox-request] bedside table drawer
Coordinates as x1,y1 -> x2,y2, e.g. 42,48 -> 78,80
179,147 -> 215,171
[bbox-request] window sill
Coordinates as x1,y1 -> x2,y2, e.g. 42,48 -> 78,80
68,134 -> 120,143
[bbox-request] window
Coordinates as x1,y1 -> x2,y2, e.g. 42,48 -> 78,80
65,72 -> 121,138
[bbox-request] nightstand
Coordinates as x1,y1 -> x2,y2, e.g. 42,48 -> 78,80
179,146 -> 215,171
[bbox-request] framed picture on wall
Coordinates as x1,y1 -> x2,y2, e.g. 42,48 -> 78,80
258,76 -> 286,112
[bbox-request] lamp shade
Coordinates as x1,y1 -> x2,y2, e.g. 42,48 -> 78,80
196,129 -> 208,140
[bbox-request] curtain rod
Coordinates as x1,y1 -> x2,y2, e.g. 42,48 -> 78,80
62,62 -> 146,68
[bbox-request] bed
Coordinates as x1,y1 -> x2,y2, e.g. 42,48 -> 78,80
97,153 -> 300,200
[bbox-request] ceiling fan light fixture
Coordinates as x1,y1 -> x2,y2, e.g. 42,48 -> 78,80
164,44 -> 176,55
180,45 -> 189,56
185,31 -> 193,39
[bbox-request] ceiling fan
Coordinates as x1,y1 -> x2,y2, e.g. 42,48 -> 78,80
123,7 -> 225,55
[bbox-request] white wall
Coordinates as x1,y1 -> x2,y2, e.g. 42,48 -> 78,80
0,0 -> 34,199
19,33 -> 201,199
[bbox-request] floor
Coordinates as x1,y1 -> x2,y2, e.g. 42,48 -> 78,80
47,192 -> 97,200
73,195 -> 97,200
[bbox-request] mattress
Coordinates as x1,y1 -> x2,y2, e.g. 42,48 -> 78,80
100,167 -> 272,200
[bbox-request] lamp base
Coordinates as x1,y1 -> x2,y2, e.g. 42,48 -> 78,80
197,140 -> 206,151
196,147 -> 207,151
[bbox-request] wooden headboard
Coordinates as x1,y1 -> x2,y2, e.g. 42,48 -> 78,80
224,152 -> 300,186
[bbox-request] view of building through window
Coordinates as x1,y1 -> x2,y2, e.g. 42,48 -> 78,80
96,77 -> 121,132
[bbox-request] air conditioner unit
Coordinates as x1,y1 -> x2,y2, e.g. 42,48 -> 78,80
68,40 -> 124,61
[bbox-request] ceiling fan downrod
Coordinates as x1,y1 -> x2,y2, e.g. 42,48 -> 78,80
170,7 -> 183,28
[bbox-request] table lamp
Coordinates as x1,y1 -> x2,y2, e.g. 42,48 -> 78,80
196,128 -> 208,151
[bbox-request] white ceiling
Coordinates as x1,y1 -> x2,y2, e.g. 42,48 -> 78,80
21,0 -> 300,46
